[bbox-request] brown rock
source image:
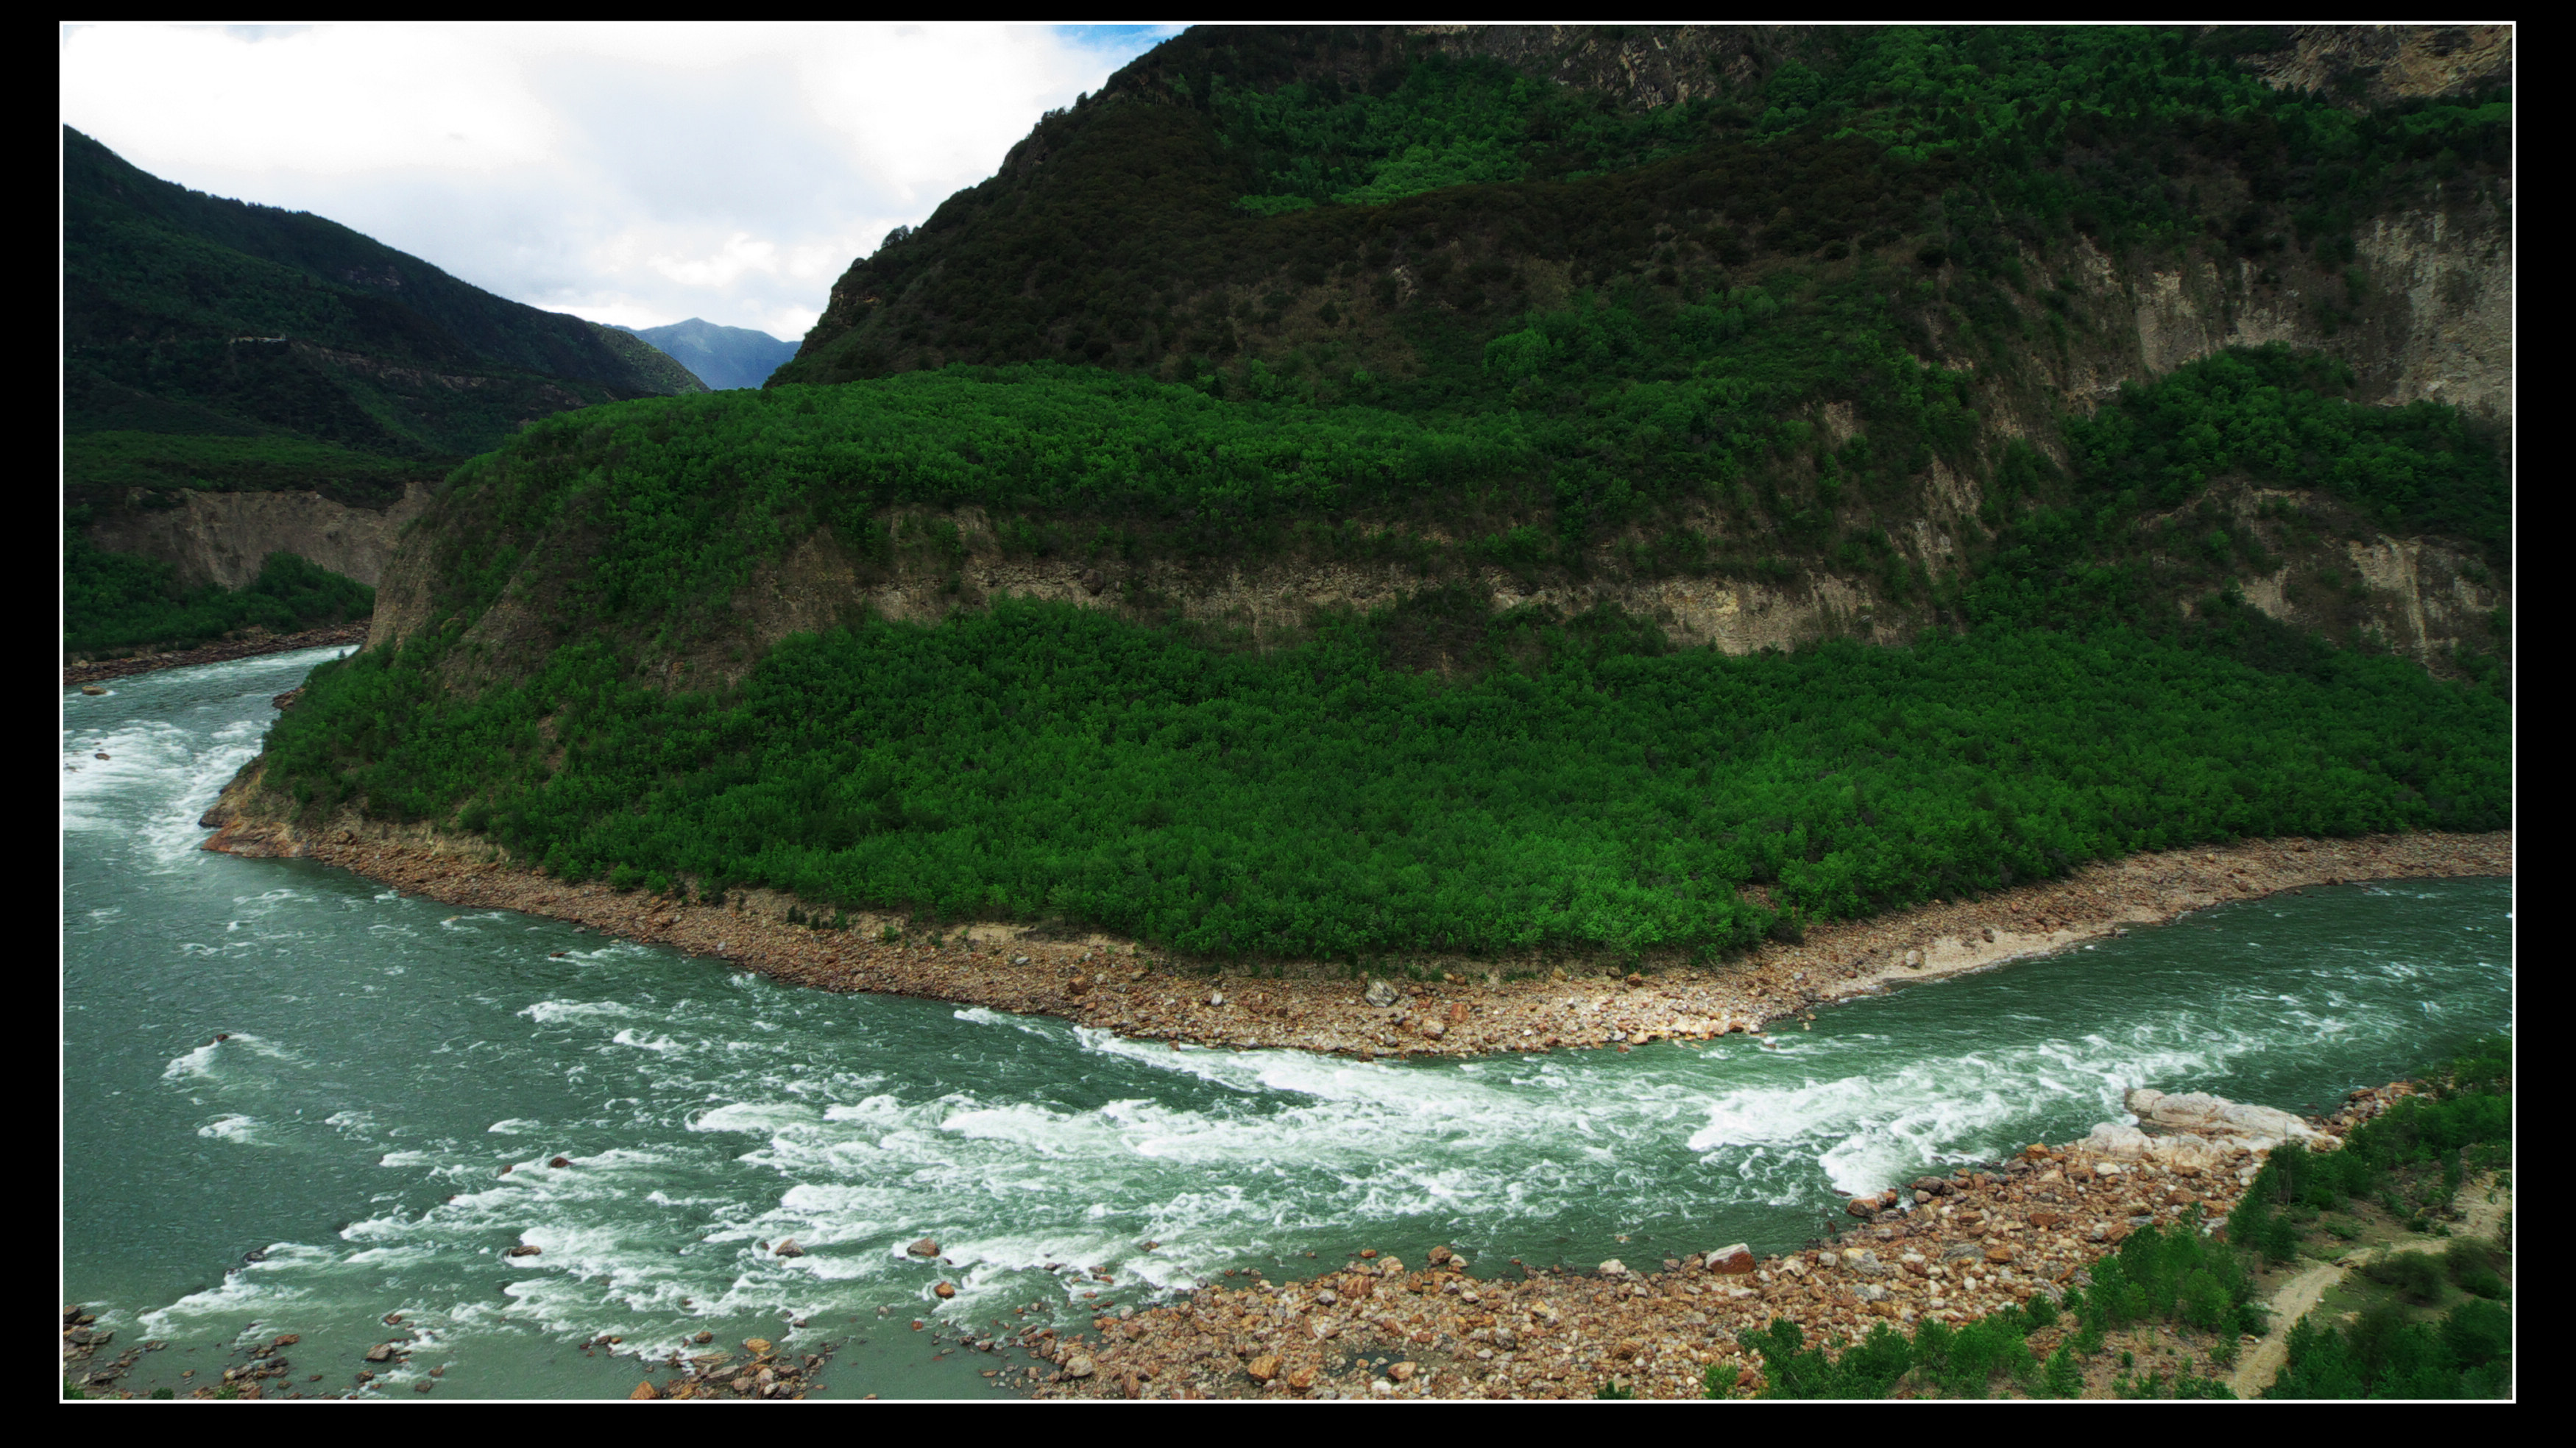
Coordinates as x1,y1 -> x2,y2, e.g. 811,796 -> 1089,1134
505,1244 -> 541,1257
364,1344 -> 396,1363
744,1338 -> 774,1357
1287,1366 -> 1317,1391
2028,1211 -> 2064,1229
774,1238 -> 805,1257
1245,1353 -> 1280,1383
1389,1361 -> 1418,1383
630,1380 -> 661,1399
934,1282 -> 957,1299
549,1156 -> 573,1168
907,1236 -> 941,1257
1846,1198 -> 1879,1218
1707,1243 -> 1757,1275
1984,1246 -> 2016,1264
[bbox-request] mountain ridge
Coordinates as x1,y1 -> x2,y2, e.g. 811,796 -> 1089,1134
615,318 -> 798,390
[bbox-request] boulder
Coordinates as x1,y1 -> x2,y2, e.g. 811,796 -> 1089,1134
1847,1198 -> 1880,1218
2125,1087 -> 2338,1148
774,1239 -> 805,1257
934,1282 -> 956,1299
907,1237 -> 941,1257
1707,1243 -> 1757,1276
1597,1258 -> 1630,1276
1364,979 -> 1400,1008
1245,1353 -> 1279,1383
1061,1353 -> 1095,1379
629,1380 -> 661,1399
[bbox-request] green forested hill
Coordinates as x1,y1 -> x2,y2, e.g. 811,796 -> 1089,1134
64,125 -> 704,462
61,127 -> 707,657
241,26 -> 2512,961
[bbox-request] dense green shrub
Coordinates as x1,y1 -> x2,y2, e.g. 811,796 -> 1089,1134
2228,1034 -> 2512,1259
63,532 -> 374,656
2082,1217 -> 2265,1338
2269,1298 -> 2511,1399
259,586 -> 2504,958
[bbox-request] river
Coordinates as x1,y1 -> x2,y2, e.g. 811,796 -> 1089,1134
61,645 -> 2512,1398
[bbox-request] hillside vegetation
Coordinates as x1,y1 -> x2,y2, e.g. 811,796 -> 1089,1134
240,25 -> 2510,961
61,127 -> 707,657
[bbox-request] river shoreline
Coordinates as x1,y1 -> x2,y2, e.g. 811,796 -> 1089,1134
64,622 -> 369,686
199,773 -> 2509,1062
1019,1081 -> 2435,1400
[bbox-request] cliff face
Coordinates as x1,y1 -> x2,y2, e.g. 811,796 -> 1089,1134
88,483 -> 431,591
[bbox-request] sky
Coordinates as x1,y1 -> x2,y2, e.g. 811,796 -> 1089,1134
60,23 -> 1181,344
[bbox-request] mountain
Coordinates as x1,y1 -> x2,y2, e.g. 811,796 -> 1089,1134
63,125 -> 705,473
214,26 -> 2511,966
617,319 -> 799,390
61,125 -> 706,659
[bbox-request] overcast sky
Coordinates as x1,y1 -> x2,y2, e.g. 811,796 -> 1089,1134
60,23 -> 1180,343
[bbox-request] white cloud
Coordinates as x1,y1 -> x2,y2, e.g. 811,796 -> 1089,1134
59,22 -> 1179,342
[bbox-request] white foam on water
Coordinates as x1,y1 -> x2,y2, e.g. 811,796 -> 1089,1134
197,1112 -> 262,1143
486,1118 -> 541,1135
691,1101 -> 820,1134
609,1027 -> 690,1054
135,1241 -> 335,1338
162,1041 -> 223,1081
519,999 -> 639,1026
954,1005 -> 1061,1038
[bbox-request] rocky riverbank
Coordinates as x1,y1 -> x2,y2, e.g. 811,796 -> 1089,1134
199,773 -> 2509,1062
64,622 -> 369,686
1014,1083 -> 2421,1400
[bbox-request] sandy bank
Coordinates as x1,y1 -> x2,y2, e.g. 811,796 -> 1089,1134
199,770 -> 2508,1062
64,621 -> 369,686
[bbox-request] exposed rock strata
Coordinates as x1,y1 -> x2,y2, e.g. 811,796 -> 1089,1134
87,481 -> 432,592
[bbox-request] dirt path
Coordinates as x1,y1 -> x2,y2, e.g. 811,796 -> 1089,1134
2231,1256 -> 2363,1398
2229,1171 -> 2512,1399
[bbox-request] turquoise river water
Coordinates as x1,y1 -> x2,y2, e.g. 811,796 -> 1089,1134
61,645 -> 2511,1398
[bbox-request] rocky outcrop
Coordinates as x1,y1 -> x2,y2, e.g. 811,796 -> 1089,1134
88,482 -> 432,591
2236,25 -> 2511,108
2075,1086 -> 2340,1174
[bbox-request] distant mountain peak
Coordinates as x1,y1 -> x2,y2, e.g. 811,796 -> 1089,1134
615,319 -> 796,391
